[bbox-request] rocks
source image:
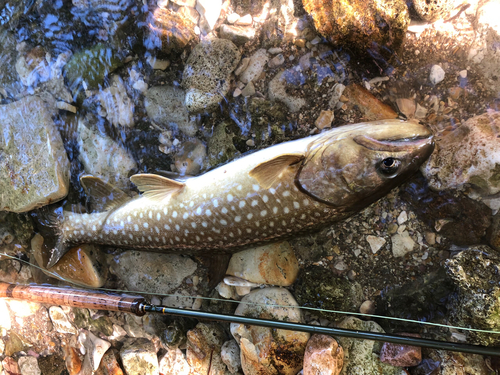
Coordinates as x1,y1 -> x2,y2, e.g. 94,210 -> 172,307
429,65 -> 445,85
0,96 -> 70,212
302,0 -> 409,57
412,0 -> 455,21
294,266 -> 363,320
159,348 -> 190,375
303,334 -> 344,375
380,334 -> 422,367
196,0 -> 222,33
120,338 -> 159,375
238,49 -> 269,83
336,317 -> 401,375
48,306 -> 77,335
96,75 -> 135,128
342,84 -> 398,121
18,356 -> 42,375
422,111 -> 500,197
231,288 -> 310,375
391,231 -> 417,257
145,86 -> 199,137
226,241 -> 299,286
221,340 -> 240,374
315,110 -> 334,130
186,323 -> 227,374
173,139 -> 207,175
80,330 -> 112,372
182,39 -> 241,113
219,24 -> 256,45
146,7 -> 197,53
77,116 -> 137,190
269,70 -> 306,112
445,247 -> 500,346
15,45 -> 50,87
109,251 -> 197,295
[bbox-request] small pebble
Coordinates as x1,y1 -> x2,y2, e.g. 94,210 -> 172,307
246,139 -> 255,147
359,300 -> 376,315
268,47 -> 283,54
268,54 -> 285,68
294,38 -> 306,48
380,334 -> 422,367
233,88 -> 242,97
221,340 -> 241,374
459,69 -> 467,78
241,81 -> 255,97
429,65 -> 445,85
314,110 -> 334,129
397,211 -> 408,225
227,13 -> 240,24
235,14 -> 252,25
147,57 -> 170,70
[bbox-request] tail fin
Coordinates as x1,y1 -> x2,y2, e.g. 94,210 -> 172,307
31,205 -> 70,268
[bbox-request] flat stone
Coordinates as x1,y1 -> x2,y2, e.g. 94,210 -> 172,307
0,96 -> 70,212
110,251 -> 197,295
219,24 -> 256,45
226,241 -> 299,286
366,235 -> 386,254
239,49 -> 269,83
303,334 -> 343,375
120,338 -> 159,375
269,70 -> 306,113
429,65 -> 445,85
97,75 -> 135,127
314,110 -> 334,129
241,81 -> 255,97
391,231 -> 416,257
342,83 -> 398,121
80,330 -> 112,372
18,356 -> 41,375
159,348 -> 190,375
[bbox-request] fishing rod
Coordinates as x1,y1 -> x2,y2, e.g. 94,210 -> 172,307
1,281 -> 499,356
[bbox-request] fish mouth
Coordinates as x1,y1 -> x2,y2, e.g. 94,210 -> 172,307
353,133 -> 434,153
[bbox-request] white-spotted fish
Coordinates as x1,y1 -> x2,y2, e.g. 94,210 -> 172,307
45,120 -> 434,268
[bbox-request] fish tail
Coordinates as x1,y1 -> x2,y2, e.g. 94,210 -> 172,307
31,205 -> 71,268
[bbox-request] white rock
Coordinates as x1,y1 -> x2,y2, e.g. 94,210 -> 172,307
227,13 -> 240,24
49,306 -> 77,334
147,57 -> 170,70
269,70 -> 306,113
56,101 -> 77,113
234,57 -> 250,76
239,49 -> 269,83
397,211 -> 408,225
459,69 -> 467,78
216,281 -> 237,299
0,96 -> 70,212
429,65 -> 445,85
236,14 -> 253,25
221,340 -> 240,374
303,334 -> 343,375
97,75 -> 135,127
132,79 -> 148,92
329,83 -> 346,108
159,348 -> 190,375
80,330 -> 112,371
268,54 -> 285,68
196,0 -> 222,33
77,118 -> 137,190
268,47 -> 283,54
391,231 -> 416,257
18,356 -> 41,375
366,235 -> 386,254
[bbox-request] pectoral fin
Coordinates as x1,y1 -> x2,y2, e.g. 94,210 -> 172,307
249,153 -> 304,189
130,173 -> 185,201
80,176 -> 130,212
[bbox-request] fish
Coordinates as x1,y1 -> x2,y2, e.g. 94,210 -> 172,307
45,119 -> 434,268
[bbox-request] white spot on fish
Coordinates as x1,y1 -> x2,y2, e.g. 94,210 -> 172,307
129,234 -> 134,239
189,201 -> 194,207
237,185 -> 242,190
164,224 -> 171,230
303,199 -> 309,206
294,202 -> 300,209
283,191 -> 290,197
239,201 -> 246,208
149,211 -> 153,219
143,222 -> 149,229
148,235 -> 152,241
284,207 -> 290,214
282,220 -> 287,226
173,211 -> 178,218
227,194 -> 233,202
140,212 -> 143,218
92,225 -> 96,231
273,207 -> 278,214
196,207 -> 202,215
235,216 -> 241,222
247,213 -> 253,220
260,210 -> 267,217
175,224 -> 180,231
222,207 -> 228,214
196,235 -> 200,241
300,214 -> 306,219
175,236 -> 180,241
134,224 -> 139,231
237,228 -> 242,235
208,236 -> 213,241
263,195 -> 269,203
202,221 -> 208,228
246,228 -> 252,233
220,219 -> 228,225
251,200 -> 258,207
127,216 -> 132,223
205,209 -> 212,216
183,213 -> 188,219
164,208 -> 168,215
213,199 -> 219,207
191,222 -> 197,229
113,230 -> 118,235
157,213 -> 161,221
80,230 -> 85,235
270,221 -> 274,227
270,188 -> 276,194
253,184 -> 259,191
155,227 -> 160,234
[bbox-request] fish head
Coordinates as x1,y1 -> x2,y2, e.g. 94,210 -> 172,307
296,120 -> 434,211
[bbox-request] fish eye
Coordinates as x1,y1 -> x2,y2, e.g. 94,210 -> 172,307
378,158 -> 401,176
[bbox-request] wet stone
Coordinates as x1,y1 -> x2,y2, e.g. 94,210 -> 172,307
120,338 -> 159,375
219,24 -> 256,45
0,96 -> 70,213
49,306 -> 77,335
17,356 -> 41,375
391,231 -> 416,258
342,83 -> 398,121
158,348 -> 190,375
182,39 -> 240,113
221,340 -> 240,374
303,334 -> 343,375
380,334 -> 422,367
429,65 -> 445,85
97,348 -> 124,375
186,323 -> 227,375
239,49 -> 269,83
110,251 -> 197,295
145,86 -> 199,137
80,330 -> 112,372
268,70 -> 306,113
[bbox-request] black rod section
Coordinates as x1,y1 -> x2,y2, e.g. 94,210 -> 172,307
143,304 -> 500,357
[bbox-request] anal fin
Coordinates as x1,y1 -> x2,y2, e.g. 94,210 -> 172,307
80,175 -> 130,212
130,173 -> 185,202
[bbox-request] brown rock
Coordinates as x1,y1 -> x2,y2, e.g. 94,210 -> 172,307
187,323 -> 227,375
2,357 -> 21,375
96,349 -> 124,375
380,333 -> 422,367
343,84 -> 398,121
315,110 -> 334,129
147,7 -> 197,53
64,346 -> 82,375
302,0 -> 409,57
303,334 -> 343,375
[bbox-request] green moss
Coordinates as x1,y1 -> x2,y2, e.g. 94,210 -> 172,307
207,122 -> 239,167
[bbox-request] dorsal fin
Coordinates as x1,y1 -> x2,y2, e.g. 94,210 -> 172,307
249,153 -> 304,189
80,176 -> 130,212
130,173 -> 185,201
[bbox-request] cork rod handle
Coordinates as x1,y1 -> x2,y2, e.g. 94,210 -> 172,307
0,282 -> 146,316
